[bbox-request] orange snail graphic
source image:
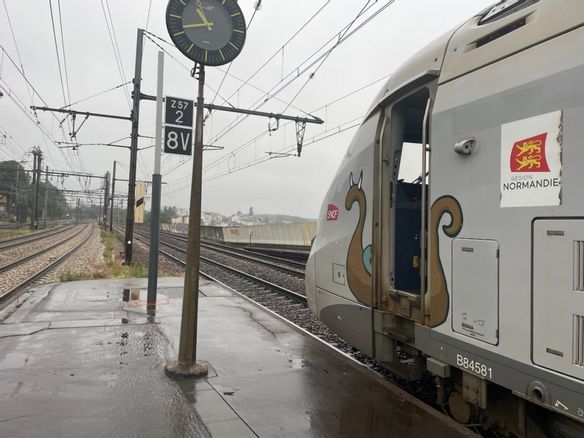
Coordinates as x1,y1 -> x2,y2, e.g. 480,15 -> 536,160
345,171 -> 373,306
428,195 -> 463,327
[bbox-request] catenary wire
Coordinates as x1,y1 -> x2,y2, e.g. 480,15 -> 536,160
57,0 -> 73,110
204,0 -> 394,156
59,81 -> 132,110
166,73 -> 389,187
100,0 -> 131,109
1,0 -> 34,105
48,0 -> 72,135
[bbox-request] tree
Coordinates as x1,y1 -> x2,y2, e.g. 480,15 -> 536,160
160,206 -> 178,224
0,160 -> 31,222
40,181 -> 69,218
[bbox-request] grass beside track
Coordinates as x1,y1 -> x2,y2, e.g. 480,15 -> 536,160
59,228 -> 149,281
0,228 -> 33,239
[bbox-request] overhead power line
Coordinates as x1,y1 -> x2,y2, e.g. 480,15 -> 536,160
205,0 -> 395,152
59,81 -> 132,109
2,0 -> 34,105
57,0 -> 72,110
207,0 -> 332,121
165,73 -> 389,186
0,67 -> 77,172
199,0 -> 394,173
209,0 -> 264,109
100,0 -> 131,109
164,117 -> 361,197
48,0 -> 71,135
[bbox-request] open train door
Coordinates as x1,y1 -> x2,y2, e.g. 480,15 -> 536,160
371,75 -> 438,379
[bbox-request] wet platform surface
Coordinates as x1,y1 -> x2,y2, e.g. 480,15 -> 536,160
0,278 -> 475,437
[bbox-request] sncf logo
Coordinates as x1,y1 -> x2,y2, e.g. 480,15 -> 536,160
326,204 -> 339,221
510,133 -> 550,172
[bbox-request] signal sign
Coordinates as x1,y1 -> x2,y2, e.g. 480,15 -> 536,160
164,126 -> 192,156
164,96 -> 193,156
165,96 -> 193,127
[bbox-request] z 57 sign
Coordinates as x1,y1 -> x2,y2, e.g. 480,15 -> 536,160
164,96 -> 193,156
165,96 -> 193,127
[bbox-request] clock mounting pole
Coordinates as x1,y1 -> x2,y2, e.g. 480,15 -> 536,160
166,63 -> 209,377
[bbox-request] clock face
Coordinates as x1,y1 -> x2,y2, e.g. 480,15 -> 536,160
166,0 -> 246,66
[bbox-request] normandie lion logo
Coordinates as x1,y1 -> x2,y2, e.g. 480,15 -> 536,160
509,132 -> 550,172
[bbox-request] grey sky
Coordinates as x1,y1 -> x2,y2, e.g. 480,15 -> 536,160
0,0 -> 494,219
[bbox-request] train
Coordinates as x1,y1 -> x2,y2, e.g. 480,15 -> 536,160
305,1 -> 584,436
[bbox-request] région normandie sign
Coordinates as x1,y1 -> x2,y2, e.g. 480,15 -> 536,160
500,111 -> 562,208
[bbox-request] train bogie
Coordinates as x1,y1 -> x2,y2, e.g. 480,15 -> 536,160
306,0 -> 584,434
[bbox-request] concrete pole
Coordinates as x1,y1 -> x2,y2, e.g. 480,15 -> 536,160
43,165 -> 48,228
147,51 -> 164,315
109,161 -> 116,232
166,65 -> 208,377
124,28 -> 145,265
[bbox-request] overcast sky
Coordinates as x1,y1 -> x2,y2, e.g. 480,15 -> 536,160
0,0 -> 494,219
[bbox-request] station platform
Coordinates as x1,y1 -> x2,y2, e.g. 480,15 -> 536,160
0,277 -> 475,437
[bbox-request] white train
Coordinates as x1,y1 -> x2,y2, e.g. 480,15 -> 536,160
305,1 -> 584,435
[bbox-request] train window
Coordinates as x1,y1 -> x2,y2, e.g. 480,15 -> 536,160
397,143 -> 428,183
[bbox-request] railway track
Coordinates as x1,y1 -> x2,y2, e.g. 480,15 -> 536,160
133,227 -> 306,290
0,224 -> 75,250
0,219 -> 73,232
0,224 -> 94,309
144,226 -> 307,271
131,228 -> 307,301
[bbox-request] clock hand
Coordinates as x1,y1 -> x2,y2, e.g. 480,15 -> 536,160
196,7 -> 213,31
184,22 -> 214,29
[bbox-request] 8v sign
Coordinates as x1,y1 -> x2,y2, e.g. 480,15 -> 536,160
164,96 -> 193,156
164,126 -> 192,156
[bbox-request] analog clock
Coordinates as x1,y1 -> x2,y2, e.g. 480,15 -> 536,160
166,0 -> 246,66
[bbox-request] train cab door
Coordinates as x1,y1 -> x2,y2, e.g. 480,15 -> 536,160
372,81 -> 436,378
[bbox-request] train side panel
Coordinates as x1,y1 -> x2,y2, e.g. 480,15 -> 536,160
422,24 -> 584,422
307,114 -> 378,355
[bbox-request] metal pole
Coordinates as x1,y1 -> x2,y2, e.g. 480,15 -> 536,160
167,65 -> 207,376
124,28 -> 144,265
109,161 -> 116,232
43,165 -> 48,228
103,172 -> 110,227
421,98 -> 431,324
30,151 -> 37,230
147,51 -> 164,315
15,166 -> 20,223
34,151 -> 42,230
